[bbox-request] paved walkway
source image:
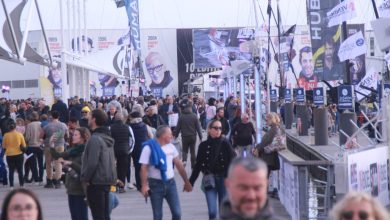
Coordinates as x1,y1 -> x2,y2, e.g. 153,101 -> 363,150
0,167 -> 291,220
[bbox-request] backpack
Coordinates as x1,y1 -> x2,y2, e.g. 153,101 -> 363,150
264,127 -> 287,154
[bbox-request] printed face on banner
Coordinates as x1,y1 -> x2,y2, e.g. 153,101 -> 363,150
298,46 -> 318,90
98,73 -> 118,88
141,29 -> 178,97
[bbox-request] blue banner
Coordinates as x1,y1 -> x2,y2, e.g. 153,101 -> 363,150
338,85 -> 354,110
294,88 -> 305,103
285,88 -> 292,103
270,89 -> 278,102
313,87 -> 326,106
124,0 -> 141,50
103,87 -> 116,97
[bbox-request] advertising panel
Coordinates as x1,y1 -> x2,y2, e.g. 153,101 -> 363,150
278,156 -> 300,220
193,28 -> 254,68
347,146 -> 390,205
306,0 -> 345,85
313,87 -> 326,106
338,85 -> 354,110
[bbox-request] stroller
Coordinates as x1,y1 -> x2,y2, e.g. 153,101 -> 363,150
0,137 -> 8,186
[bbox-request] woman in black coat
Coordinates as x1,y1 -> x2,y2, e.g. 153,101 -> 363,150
189,119 -> 236,220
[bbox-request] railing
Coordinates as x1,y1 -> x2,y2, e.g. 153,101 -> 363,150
278,153 -> 335,220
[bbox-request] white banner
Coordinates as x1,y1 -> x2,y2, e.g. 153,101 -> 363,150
327,0 -> 357,27
338,31 -> 367,62
347,146 -> 390,205
278,156 -> 300,220
378,0 -> 390,18
354,68 -> 378,101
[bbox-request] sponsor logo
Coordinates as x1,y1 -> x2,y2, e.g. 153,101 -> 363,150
342,88 -> 348,96
316,89 -> 321,95
356,38 -> 364,46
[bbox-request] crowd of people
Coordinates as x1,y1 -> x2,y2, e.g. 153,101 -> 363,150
0,94 -> 388,220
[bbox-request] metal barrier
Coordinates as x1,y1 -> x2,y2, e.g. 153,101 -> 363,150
278,153 -> 335,220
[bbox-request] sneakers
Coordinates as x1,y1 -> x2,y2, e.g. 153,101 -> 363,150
9,187 -> 14,191
127,183 -> 136,190
44,179 -> 54,188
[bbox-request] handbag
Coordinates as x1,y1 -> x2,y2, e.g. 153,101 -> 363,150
202,174 -> 216,190
201,143 -> 222,190
264,127 -> 287,153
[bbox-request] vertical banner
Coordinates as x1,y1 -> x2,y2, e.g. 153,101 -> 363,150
47,67 -> 62,98
294,88 -> 306,103
141,29 -> 178,97
307,0 -> 345,85
285,88 -> 292,103
313,87 -> 326,106
345,24 -> 366,86
124,0 -> 140,51
270,89 -> 278,102
347,146 -> 390,205
98,73 -> 118,97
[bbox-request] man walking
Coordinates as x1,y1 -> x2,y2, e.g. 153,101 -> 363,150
231,113 -> 256,157
140,125 -> 192,220
41,110 -> 68,188
174,99 -> 203,168
81,109 -> 117,220
221,157 -> 281,219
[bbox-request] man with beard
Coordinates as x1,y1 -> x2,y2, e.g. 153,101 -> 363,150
298,46 -> 318,90
221,157 -> 281,220
322,36 -> 343,81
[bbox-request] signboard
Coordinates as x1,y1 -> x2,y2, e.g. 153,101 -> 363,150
285,88 -> 292,103
270,89 -> 278,102
294,88 -> 305,103
338,85 -> 354,110
313,87 -> 326,106
278,156 -> 300,220
347,146 -> 390,205
193,28 -> 254,68
306,0 -> 345,83
102,87 -> 115,97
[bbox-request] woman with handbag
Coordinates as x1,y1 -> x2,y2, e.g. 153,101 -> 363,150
189,119 -> 236,220
2,120 -> 26,190
50,127 -> 90,220
254,112 -> 285,177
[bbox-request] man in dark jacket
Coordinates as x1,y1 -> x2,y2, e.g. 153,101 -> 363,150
160,96 -> 180,125
221,157 -> 281,220
81,109 -> 117,220
69,98 -> 83,120
110,113 -> 133,193
143,106 -> 165,129
51,97 -> 69,123
129,111 -> 150,190
174,99 -> 202,168
214,107 -> 230,136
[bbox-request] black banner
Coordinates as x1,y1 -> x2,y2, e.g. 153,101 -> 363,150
176,29 -> 220,95
307,0 -> 345,83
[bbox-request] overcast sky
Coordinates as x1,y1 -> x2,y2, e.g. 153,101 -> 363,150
25,0 -> 378,30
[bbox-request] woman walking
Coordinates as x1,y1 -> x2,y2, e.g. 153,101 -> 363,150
189,119 -> 236,220
50,127 -> 91,220
2,120 -> 26,190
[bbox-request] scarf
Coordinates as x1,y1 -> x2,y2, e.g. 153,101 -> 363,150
142,139 -> 167,182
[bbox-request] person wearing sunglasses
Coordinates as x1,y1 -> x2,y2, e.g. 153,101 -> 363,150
189,119 -> 236,220
329,191 -> 389,220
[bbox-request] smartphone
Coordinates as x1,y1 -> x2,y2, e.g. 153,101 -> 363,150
55,131 -> 63,138
145,190 -> 152,203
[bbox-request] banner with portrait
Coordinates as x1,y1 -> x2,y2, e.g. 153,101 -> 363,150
47,66 -> 62,98
347,146 -> 390,205
176,29 -> 221,95
346,24 -> 366,85
306,0 -> 345,86
98,73 -> 118,97
192,28 -> 255,69
140,29 -> 178,98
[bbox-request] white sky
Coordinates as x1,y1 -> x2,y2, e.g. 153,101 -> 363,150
27,0 -> 378,30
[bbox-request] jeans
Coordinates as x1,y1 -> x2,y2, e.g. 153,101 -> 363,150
132,152 -> 141,190
108,192 -> 119,214
148,178 -> 181,220
68,194 -> 88,220
126,154 -> 132,183
235,145 -> 253,158
24,147 -> 44,182
115,153 -> 128,186
6,154 -> 24,187
204,175 -> 226,220
45,146 -> 64,180
181,135 -> 197,168
86,184 -> 111,220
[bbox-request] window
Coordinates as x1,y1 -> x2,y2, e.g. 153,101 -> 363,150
0,81 -> 11,88
25,79 -> 38,88
11,80 -> 24,88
